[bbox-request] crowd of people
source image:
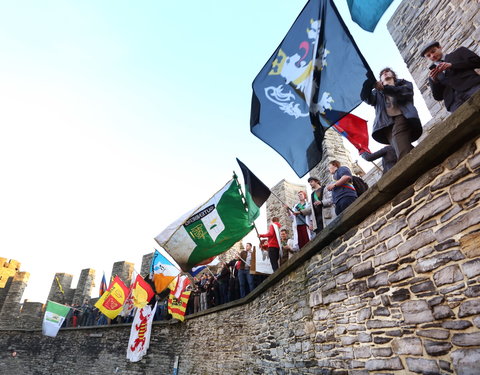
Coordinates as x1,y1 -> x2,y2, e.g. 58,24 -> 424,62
59,42 -> 480,325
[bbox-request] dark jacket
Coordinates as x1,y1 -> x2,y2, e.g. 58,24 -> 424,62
361,78 -> 422,144
362,145 -> 397,174
428,47 -> 480,112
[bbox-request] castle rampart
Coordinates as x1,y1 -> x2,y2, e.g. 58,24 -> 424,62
1,92 -> 479,375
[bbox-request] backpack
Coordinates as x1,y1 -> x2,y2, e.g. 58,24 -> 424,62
352,175 -> 369,196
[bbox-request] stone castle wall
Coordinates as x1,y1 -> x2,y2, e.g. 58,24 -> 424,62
387,0 -> 480,124
1,93 -> 479,375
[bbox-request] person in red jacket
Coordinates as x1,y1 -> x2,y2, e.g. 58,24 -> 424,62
259,217 -> 282,271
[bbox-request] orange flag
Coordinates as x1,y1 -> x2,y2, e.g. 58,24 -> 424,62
94,276 -> 129,319
132,275 -> 155,308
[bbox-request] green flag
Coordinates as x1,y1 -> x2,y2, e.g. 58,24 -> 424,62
237,158 -> 271,223
42,300 -> 71,337
155,178 -> 253,270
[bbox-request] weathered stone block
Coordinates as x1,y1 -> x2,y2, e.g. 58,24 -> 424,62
401,300 -> 434,324
417,329 -> 449,340
450,175 -> 480,202
433,305 -> 455,319
451,349 -> 480,375
365,357 -> 403,371
397,231 -> 435,257
424,339 -> 453,356
378,218 -> 407,242
371,347 -> 392,357
323,291 -> 348,305
442,320 -> 472,330
407,193 -> 452,228
367,272 -> 389,288
391,337 -> 423,355
452,332 -> 480,347
353,346 -> 371,359
414,250 -> 465,273
365,319 -> 398,329
352,262 -> 374,279
462,258 -> 480,278
433,264 -> 463,286
459,299 -> 480,318
309,290 -> 323,307
410,280 -> 435,293
406,357 -> 440,374
389,266 -> 414,283
356,307 -> 371,322
435,206 -> 480,243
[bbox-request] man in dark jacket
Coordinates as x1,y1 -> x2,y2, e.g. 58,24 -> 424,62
361,68 -> 422,160
421,41 -> 480,113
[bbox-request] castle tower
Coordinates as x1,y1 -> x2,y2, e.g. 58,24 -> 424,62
0,258 -> 21,310
0,272 -> 30,328
387,0 -> 480,126
47,273 -> 74,304
266,179 -> 306,233
309,128 -> 363,186
72,268 -> 96,306
141,252 -> 154,277
111,261 -> 134,287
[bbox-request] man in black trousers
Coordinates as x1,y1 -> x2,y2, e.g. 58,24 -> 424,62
421,41 -> 480,112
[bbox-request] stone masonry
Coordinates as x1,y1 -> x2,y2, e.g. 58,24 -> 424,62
1,91 -> 479,375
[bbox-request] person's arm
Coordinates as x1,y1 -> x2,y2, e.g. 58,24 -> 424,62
383,79 -> 414,102
360,77 -> 377,105
361,147 -> 388,162
299,202 -> 312,216
428,77 -> 445,100
259,224 -> 274,239
322,187 -> 333,207
449,47 -> 480,70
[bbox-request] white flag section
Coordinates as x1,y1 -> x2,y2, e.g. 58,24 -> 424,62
255,246 -> 274,275
126,302 -> 157,362
42,300 -> 71,337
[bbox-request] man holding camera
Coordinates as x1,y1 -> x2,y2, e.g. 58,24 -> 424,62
421,41 -> 480,113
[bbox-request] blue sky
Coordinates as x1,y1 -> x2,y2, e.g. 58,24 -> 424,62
0,0 -> 431,302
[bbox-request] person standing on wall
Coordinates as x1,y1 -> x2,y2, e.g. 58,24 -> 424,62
421,41 -> 480,113
361,67 -> 422,161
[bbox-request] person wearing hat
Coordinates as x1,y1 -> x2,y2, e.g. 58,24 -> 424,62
361,67 -> 422,161
421,41 -> 480,113
307,176 -> 335,233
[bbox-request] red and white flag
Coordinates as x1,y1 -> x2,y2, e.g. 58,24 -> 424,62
126,302 -> 157,362
171,275 -> 191,299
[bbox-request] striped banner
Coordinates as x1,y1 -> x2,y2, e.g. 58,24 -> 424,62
167,290 -> 191,321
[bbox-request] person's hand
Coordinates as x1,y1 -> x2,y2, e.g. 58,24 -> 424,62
309,224 -> 313,231
430,62 -> 452,80
360,152 -> 370,160
374,81 -> 384,90
327,183 -> 336,191
313,201 -> 322,206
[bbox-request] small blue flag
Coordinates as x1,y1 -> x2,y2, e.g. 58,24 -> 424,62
188,266 -> 207,277
347,0 -> 394,32
251,0 -> 374,177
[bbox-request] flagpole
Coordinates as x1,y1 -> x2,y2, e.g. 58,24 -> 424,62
233,171 -> 264,239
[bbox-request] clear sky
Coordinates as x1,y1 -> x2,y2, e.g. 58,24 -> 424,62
0,0 -> 431,302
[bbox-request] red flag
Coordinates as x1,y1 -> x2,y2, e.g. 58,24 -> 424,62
94,276 -> 129,319
172,275 -> 191,299
332,114 -> 370,154
132,275 -> 155,308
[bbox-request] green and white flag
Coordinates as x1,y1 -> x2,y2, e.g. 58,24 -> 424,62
155,178 -> 253,270
42,300 -> 70,337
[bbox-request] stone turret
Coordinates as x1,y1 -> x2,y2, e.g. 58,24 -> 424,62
266,179 -> 306,232
72,268 -> 95,306
141,252 -> 154,277
47,272 -> 74,304
111,261 -> 134,287
0,272 -> 30,328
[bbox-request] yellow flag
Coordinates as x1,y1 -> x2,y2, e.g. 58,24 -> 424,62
94,276 -> 129,319
167,290 -> 191,321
